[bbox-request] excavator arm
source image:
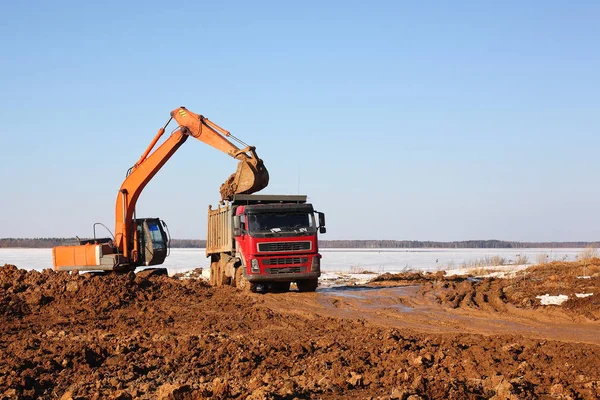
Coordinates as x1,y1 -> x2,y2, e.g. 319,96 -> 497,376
53,107 -> 268,271
170,107 -> 269,201
114,107 -> 269,258
115,106 -> 269,259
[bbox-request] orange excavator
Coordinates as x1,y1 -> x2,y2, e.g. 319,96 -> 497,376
52,107 -> 269,272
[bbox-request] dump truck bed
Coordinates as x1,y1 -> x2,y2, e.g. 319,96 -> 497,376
206,204 -> 234,256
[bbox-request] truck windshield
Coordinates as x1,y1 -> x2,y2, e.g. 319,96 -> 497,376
247,212 -> 315,234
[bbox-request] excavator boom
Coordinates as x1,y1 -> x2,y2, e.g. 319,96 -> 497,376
171,107 -> 269,201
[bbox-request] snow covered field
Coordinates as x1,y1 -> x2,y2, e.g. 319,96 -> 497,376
0,247 -> 583,277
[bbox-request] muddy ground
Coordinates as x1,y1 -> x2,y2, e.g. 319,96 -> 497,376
1,260 -> 600,399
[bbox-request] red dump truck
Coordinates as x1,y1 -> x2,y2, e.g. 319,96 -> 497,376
206,194 -> 326,292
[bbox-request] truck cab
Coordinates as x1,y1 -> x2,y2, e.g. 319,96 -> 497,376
207,195 -> 325,292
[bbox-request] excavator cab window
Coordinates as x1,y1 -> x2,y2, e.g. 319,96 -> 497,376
134,218 -> 168,266
147,222 -> 166,249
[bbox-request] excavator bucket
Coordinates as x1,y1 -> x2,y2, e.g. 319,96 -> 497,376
220,153 -> 269,201
169,107 -> 270,201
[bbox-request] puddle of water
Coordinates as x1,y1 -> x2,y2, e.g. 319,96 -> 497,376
318,286 -> 417,312
387,304 -> 414,313
318,285 -> 382,299
320,285 -> 417,297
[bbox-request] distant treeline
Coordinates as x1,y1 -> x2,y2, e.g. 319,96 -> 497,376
1,238 -> 599,249
319,240 -> 600,249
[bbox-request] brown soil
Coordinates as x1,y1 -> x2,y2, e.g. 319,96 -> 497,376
371,258 -> 600,320
1,261 -> 600,399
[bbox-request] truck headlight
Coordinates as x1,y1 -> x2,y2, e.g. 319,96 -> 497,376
251,258 -> 260,273
310,256 -> 320,273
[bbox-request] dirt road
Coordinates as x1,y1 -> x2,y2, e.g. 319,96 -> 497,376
265,281 -> 600,345
1,261 -> 599,399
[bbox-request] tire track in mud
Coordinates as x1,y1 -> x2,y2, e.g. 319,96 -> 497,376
280,275 -> 600,344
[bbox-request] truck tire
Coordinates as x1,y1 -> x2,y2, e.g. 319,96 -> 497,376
215,263 -> 223,286
209,262 -> 218,286
216,262 -> 223,286
235,267 -> 256,292
270,282 -> 291,293
220,267 -> 231,286
210,261 -> 230,287
296,278 -> 318,292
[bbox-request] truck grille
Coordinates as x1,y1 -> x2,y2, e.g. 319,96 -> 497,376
258,241 -> 311,252
263,257 -> 308,266
266,267 -> 303,274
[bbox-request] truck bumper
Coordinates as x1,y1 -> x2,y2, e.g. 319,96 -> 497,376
246,271 -> 320,282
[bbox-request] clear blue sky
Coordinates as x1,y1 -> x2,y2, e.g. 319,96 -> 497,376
1,1 -> 599,241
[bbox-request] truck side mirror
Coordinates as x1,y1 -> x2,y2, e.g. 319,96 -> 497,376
233,216 -> 242,236
318,212 -> 326,228
317,212 -> 326,234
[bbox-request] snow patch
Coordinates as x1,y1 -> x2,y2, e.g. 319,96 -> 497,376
536,294 -> 569,305
319,272 -> 379,287
575,293 -> 594,298
445,264 -> 529,278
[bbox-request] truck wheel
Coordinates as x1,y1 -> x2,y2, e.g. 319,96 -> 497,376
220,264 -> 231,286
235,267 -> 256,292
270,282 -> 291,293
216,262 -> 230,287
209,262 -> 218,286
296,279 -> 318,292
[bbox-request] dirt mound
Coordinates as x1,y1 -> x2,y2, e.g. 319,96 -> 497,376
0,264 -> 211,319
564,293 -> 600,319
1,264 -> 600,399
526,257 -> 600,278
370,271 -> 447,283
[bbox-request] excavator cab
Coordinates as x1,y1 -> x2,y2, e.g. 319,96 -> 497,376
134,218 -> 169,266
